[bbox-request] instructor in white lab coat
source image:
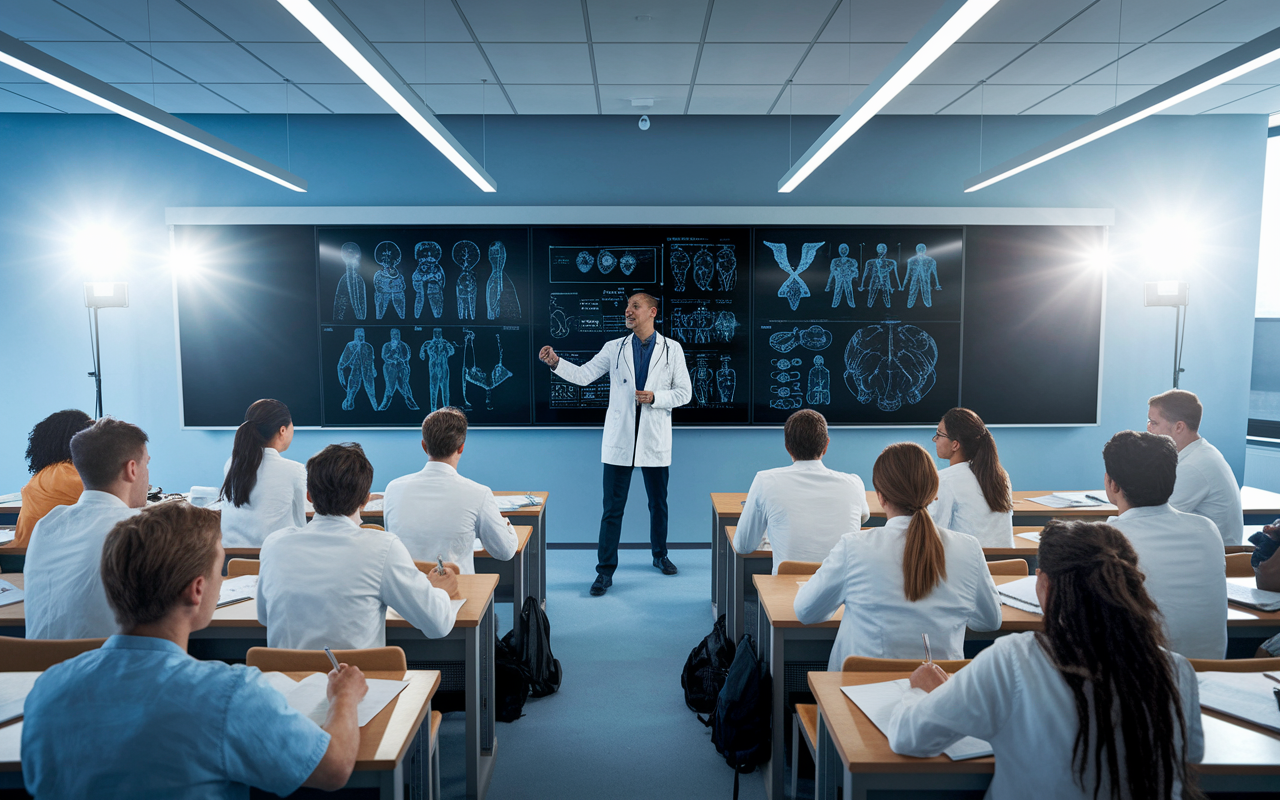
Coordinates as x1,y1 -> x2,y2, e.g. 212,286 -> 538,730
539,293 -> 692,596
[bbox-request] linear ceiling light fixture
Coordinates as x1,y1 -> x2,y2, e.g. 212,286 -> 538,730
276,0 -> 496,192
966,25 -> 1280,193
0,30 -> 307,192
777,0 -> 1004,193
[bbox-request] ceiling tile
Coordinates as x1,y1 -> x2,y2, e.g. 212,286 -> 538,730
337,0 -> 472,43
456,0 -> 586,43
0,63 -> 43,83
913,43 -> 1030,84
178,0 -> 314,43
791,43 -> 902,84
1200,84 -> 1280,114
960,0 -> 1094,44
199,82 -> 330,113
586,0 -> 707,43
696,43 -> 807,84
1229,60 -> 1280,85
597,83 -> 693,114
706,0 -> 837,43
1018,83 -> 1124,115
146,42 -> 279,82
28,41 -> 188,83
989,43 -> 1140,84
504,84 -> 598,114
769,83 -> 866,114
1046,0 -> 1221,44
687,83 -> 777,114
296,83 -> 393,113
374,42 -> 492,84
411,83 -> 514,114
240,43 -> 358,83
0,0 -> 117,40
0,82 -> 111,112
1078,42 -> 1238,84
818,0 -> 941,43
56,0 -> 224,42
878,83 -> 969,113
938,83 -> 1069,114
483,43 -> 593,83
112,82 -> 246,113
0,86 -> 63,112
1156,82 -> 1273,114
1156,0 -> 1280,43
593,43 -> 698,84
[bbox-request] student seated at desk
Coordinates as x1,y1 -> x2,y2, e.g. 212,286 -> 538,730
25,417 -> 150,639
732,409 -> 870,572
927,408 -> 1013,548
258,443 -> 458,650
219,399 -> 307,548
794,442 -> 1001,669
22,501 -> 368,798
383,407 -> 517,573
12,409 -> 93,549
1103,430 -> 1226,659
888,521 -> 1202,800
1147,389 -> 1243,545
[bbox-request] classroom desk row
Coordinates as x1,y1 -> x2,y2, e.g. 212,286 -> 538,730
0,573 -> 501,800
752,572 -> 1280,800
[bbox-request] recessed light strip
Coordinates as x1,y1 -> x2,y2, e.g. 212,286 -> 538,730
777,0 -> 1005,193
276,0 -> 496,193
0,30 -> 307,192
965,25 -> 1280,193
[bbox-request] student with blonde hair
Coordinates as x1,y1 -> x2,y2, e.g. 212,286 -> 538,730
1147,389 -> 1243,545
929,407 -> 1014,548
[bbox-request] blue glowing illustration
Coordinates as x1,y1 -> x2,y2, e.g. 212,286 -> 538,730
337,327 -> 377,411
716,355 -> 736,403
549,297 -> 570,339
373,241 -> 406,320
903,243 -> 941,309
825,243 -> 859,308
860,243 -> 898,309
764,241 -> 822,311
462,329 -> 513,411
769,325 -> 831,354
413,241 -> 444,319
691,355 -> 713,406
378,328 -> 418,411
485,240 -> 521,321
454,240 -> 479,320
693,247 -> 714,291
333,242 -> 367,321
807,354 -> 831,406
671,247 -> 691,292
419,328 -> 456,411
844,321 -> 937,412
598,250 -> 617,275
713,311 -> 738,343
716,246 -> 737,291
620,251 -> 637,276
576,250 -> 595,273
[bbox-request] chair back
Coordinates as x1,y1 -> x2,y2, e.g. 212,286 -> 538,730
246,646 -> 408,673
842,655 -> 970,674
776,561 -> 821,575
1225,552 -> 1254,578
226,558 -> 261,578
0,636 -> 107,671
360,523 -> 386,531
1186,657 -> 1280,673
414,560 -> 461,576
987,559 -> 1029,577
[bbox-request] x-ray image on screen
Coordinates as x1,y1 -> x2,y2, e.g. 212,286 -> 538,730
334,242 -> 368,321
413,241 -> 445,319
844,321 -> 937,412
419,328 -> 457,411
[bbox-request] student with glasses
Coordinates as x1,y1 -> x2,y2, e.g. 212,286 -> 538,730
928,408 -> 1014,548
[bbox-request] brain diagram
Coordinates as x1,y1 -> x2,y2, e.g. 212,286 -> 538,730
843,322 -> 938,412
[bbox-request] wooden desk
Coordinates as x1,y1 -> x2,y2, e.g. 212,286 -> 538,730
809,670 -> 1280,799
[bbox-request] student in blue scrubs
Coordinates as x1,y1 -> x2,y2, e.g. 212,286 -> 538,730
22,501 -> 368,798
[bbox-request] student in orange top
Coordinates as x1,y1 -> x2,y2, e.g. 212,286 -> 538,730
12,410 -> 94,548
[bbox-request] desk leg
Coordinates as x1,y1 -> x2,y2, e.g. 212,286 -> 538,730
728,550 -> 745,643
536,508 -> 547,611
377,762 -> 405,800
711,506 -> 723,621
760,627 -> 787,800
465,601 -> 497,800
513,545 -> 527,629
814,709 -> 841,800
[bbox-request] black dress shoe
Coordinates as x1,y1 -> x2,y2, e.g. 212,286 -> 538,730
590,574 -> 612,596
653,556 -> 678,575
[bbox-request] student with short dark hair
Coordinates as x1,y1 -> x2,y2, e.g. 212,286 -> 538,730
22,501 -> 368,799
1102,430 -> 1227,658
1148,389 -> 1243,545
888,520 -> 1203,800
12,409 -> 93,548
258,443 -> 459,650
794,442 -> 1001,669
24,417 -> 150,639
220,399 -> 307,547
928,408 -> 1014,548
383,407 -> 517,573
733,409 -> 870,572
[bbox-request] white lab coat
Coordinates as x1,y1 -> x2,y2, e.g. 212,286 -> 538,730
552,332 -> 693,467
794,517 -> 1003,670
887,632 -> 1202,800
219,448 -> 308,548
1107,504 -> 1227,658
927,462 -> 1014,549
732,459 -> 870,572
1170,437 -> 1244,546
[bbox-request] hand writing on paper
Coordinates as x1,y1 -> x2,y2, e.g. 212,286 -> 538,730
908,663 -> 949,693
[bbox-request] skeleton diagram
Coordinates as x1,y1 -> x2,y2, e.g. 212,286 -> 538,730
378,329 -> 418,411
807,355 -> 831,405
844,322 -> 937,412
485,241 -> 521,320
715,246 -> 737,291
333,242 -> 367,321
337,328 -> 377,411
691,355 -> 713,406
763,241 -> 823,311
462,329 -> 513,411
419,328 -> 456,411
716,356 -> 736,403
693,248 -> 715,291
671,247 -> 691,291
373,242 -> 406,320
454,240 -> 479,320
860,243 -> 899,308
412,241 -> 445,319
825,243 -> 859,308
903,243 -> 941,308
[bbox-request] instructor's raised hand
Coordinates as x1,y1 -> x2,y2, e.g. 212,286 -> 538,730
539,345 -> 560,368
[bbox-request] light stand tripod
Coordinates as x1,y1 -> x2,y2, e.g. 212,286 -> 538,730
83,282 -> 129,417
1144,281 -> 1189,388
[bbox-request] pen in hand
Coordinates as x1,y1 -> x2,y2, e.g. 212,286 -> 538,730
922,633 -> 932,664
324,646 -> 341,672
436,555 -> 447,575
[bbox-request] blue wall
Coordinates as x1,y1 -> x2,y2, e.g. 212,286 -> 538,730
0,111 -> 1266,544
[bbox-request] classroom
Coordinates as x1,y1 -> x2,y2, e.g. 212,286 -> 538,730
1,1 -> 1280,798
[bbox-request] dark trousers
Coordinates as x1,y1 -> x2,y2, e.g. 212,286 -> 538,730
597,463 -> 669,577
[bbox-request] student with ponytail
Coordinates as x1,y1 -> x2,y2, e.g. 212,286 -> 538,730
888,520 -> 1204,800
928,408 -> 1014,547
220,399 -> 307,548
794,442 -> 1001,670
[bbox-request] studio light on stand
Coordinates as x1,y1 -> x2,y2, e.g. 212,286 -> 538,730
1144,281 -> 1189,388
83,282 -> 128,418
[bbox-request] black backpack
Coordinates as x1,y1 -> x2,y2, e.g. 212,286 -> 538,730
501,596 -> 562,697
494,635 -> 529,722
681,614 -> 736,713
707,634 -> 772,798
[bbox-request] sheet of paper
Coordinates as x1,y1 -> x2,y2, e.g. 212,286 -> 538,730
1225,582 -> 1280,612
1026,492 -> 1109,509
1016,532 -> 1040,543
451,599 -> 466,616
493,494 -> 542,512
841,679 -> 993,761
1197,671 -> 1280,734
1227,607 -> 1257,621
0,493 -> 22,506
0,529 -> 14,546
0,580 -> 24,608
0,673 -> 41,725
282,673 -> 411,727
996,575 -> 1042,614
259,671 -> 300,696
217,575 -> 258,608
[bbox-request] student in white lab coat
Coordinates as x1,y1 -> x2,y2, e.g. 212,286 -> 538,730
538,293 -> 693,596
1146,389 -> 1244,545
258,443 -> 458,650
24,417 -> 151,640
927,407 -> 1014,548
888,520 -> 1203,800
1102,430 -> 1227,658
732,409 -> 870,572
384,406 -> 518,573
794,442 -> 1002,670
219,399 -> 308,548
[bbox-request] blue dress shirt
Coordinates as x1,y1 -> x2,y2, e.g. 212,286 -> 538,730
631,332 -> 656,391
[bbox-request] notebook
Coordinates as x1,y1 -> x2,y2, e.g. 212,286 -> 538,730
0,672 -> 40,726
1225,582 -> 1280,612
841,680 -> 993,760
217,575 -> 258,608
1025,492 -> 1110,509
1197,671 -> 1280,734
0,580 -> 24,609
995,575 -> 1042,614
261,672 -> 410,727
494,494 -> 543,512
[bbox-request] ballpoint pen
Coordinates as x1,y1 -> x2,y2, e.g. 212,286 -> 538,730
436,555 -> 447,575
323,646 -> 341,672
922,633 -> 932,664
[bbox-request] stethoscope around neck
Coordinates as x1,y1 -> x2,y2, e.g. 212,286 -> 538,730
615,332 -> 671,387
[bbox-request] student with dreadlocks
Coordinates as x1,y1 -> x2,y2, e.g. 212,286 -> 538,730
888,520 -> 1204,800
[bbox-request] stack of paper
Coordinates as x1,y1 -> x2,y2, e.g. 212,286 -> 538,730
1026,492 -> 1110,509
217,575 -> 258,608
494,494 -> 542,512
841,680 -> 993,760
261,672 -> 410,727
1225,583 -> 1280,612
996,575 -> 1042,614
0,580 -> 24,609
1016,532 -> 1041,544
1197,671 -> 1280,734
